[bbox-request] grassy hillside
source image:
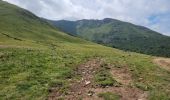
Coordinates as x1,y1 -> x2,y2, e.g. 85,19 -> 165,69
0,1 -> 170,100
0,1 -> 89,46
48,18 -> 170,57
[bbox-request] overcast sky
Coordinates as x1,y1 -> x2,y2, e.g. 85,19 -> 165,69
3,0 -> 170,36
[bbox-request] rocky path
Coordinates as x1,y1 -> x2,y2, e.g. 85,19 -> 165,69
48,59 -> 148,100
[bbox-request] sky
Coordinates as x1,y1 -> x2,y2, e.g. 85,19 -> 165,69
3,0 -> 170,36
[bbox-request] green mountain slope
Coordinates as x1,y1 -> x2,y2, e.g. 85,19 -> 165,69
48,18 -> 170,57
0,1 -> 170,100
0,1 -> 89,46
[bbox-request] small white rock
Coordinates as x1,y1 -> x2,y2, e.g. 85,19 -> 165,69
82,72 -> 86,74
85,81 -> 91,85
85,65 -> 89,68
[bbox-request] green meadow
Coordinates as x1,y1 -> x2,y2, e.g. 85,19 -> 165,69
0,1 -> 170,100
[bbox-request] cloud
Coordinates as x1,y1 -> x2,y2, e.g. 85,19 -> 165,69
3,0 -> 170,36
149,14 -> 170,36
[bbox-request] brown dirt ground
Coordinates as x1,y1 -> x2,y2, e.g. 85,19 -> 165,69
0,45 -> 38,49
110,67 -> 132,86
153,58 -> 170,71
0,45 -> 21,48
48,59 -> 148,100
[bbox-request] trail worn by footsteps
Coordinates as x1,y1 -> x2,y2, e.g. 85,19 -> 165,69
111,67 -> 132,86
91,65 -> 147,100
48,58 -> 103,100
153,58 -> 170,71
48,59 -> 148,100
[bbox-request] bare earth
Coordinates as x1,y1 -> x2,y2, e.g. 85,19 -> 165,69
153,58 -> 170,71
0,45 -> 23,48
48,59 -> 148,100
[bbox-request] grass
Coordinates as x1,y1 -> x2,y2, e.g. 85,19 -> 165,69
98,92 -> 121,100
95,63 -> 121,87
0,41 -> 170,100
0,1 -> 170,100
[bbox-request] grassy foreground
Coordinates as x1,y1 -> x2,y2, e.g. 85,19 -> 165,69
0,41 -> 170,100
0,1 -> 170,100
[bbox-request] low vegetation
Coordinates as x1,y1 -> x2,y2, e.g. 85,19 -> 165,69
0,1 -> 170,100
98,92 -> 121,100
1,44 -> 170,99
95,64 -> 121,87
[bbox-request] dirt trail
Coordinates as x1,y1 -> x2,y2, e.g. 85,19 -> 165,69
48,59 -> 147,100
0,45 -> 35,49
92,87 -> 147,100
0,45 -> 19,48
110,67 -> 132,86
48,59 -> 102,100
153,58 -> 170,71
92,66 -> 147,100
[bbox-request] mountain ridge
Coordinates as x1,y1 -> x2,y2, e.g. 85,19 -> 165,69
47,18 -> 170,57
46,18 -> 166,36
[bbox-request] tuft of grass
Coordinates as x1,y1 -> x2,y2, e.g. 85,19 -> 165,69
95,64 -> 120,87
135,82 -> 152,91
98,92 -> 121,100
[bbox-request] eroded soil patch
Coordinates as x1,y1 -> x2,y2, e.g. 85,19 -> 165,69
111,67 -> 132,86
48,59 -> 148,100
48,58 -> 103,100
153,58 -> 170,71
92,66 -> 147,100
